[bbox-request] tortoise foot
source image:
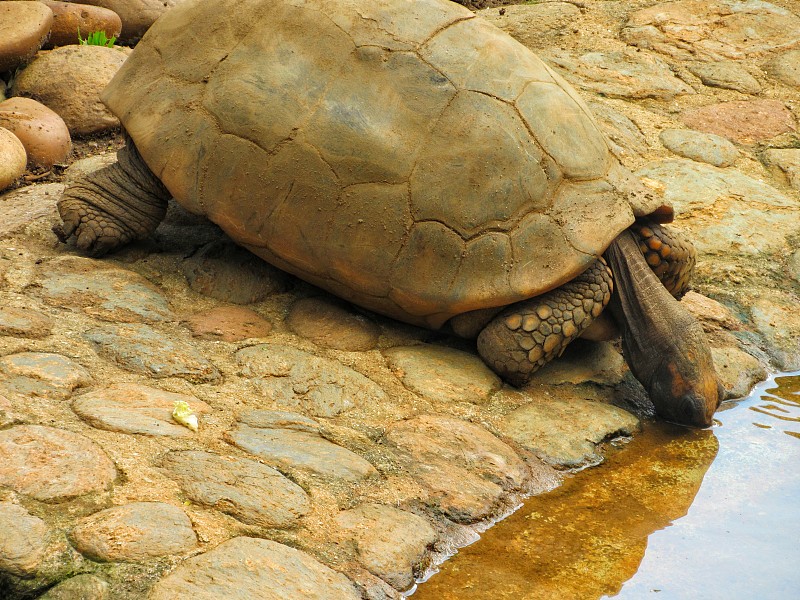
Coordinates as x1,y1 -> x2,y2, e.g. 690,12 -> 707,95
631,220 -> 697,298
477,259 -> 613,386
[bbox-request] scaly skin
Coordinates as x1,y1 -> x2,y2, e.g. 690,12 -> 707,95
55,137 -> 170,256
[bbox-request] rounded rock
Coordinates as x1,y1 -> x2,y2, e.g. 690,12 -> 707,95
0,97 -> 72,168
0,503 -> 49,577
11,44 -> 127,136
765,49 -> 800,89
0,127 -> 26,191
75,0 -> 185,44
42,1 -> 122,49
0,1 -> 54,72
660,128 -> 739,168
286,296 -> 380,351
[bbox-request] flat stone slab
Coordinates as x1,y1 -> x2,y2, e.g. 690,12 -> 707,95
71,502 -> 197,562
383,415 -> 530,523
383,345 -> 502,405
636,159 -> 800,256
72,384 -> 213,437
542,49 -> 694,99
659,129 -> 739,168
35,257 -> 173,323
0,425 -> 116,501
183,305 -> 272,342
687,61 -> 761,94
0,306 -> 53,338
0,503 -> 49,577
149,537 -> 360,600
181,240 -> 287,304
226,419 -> 377,482
622,0 -> 800,61
0,182 -> 63,239
498,395 -> 640,468
286,297 -> 380,351
236,343 -> 385,417
336,503 -> 436,590
763,148 -> 800,191
160,450 -> 311,528
0,351 -> 92,399
749,294 -> 800,371
765,49 -> 800,88
84,323 -> 221,383
681,100 -> 796,144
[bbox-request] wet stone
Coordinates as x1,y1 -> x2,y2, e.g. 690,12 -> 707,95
0,351 -> 92,399
711,346 -> 767,400
0,306 -> 53,338
749,295 -> 800,371
542,49 -> 694,99
659,129 -> 740,167
763,148 -> 800,191
183,305 -> 272,342
70,502 -> 197,562
0,503 -> 49,577
236,343 -> 385,417
160,450 -> 310,528
84,323 -> 221,383
336,503 -> 436,591
286,296 -> 380,351
0,425 -> 116,501
182,240 -> 287,304
498,394 -> 640,468
765,49 -> 800,88
687,61 -> 761,94
226,419 -> 378,483
148,537 -> 361,600
383,345 -> 502,405
636,159 -> 800,256
72,383 -> 212,437
35,257 -> 173,323
383,415 -> 530,523
681,100 -> 796,144
38,574 -> 109,600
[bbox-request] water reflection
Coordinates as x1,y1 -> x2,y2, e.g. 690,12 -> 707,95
413,373 -> 800,600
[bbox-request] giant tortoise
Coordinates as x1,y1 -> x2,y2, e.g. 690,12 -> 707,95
55,0 -> 722,426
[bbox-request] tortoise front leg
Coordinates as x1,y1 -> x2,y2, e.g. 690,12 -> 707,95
477,259 -> 613,386
55,136 -> 170,256
630,220 -> 696,299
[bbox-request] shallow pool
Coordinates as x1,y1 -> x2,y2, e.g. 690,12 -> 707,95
412,372 -> 800,599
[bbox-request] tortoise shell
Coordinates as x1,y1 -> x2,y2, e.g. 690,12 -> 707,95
103,0 -> 662,328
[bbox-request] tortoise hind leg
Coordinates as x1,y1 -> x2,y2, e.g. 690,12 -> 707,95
55,135 -> 170,256
477,259 -> 613,386
630,220 -> 696,299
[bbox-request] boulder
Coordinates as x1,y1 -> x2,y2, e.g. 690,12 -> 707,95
70,0 -> 186,44
41,1 -> 122,49
0,127 -> 26,191
0,97 -> 71,168
0,1 -> 53,72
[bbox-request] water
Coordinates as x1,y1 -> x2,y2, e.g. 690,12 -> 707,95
412,373 -> 800,600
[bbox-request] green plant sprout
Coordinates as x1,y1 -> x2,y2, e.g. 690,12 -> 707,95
77,30 -> 117,47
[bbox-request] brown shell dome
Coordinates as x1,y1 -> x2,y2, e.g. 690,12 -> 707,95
103,0 -> 661,328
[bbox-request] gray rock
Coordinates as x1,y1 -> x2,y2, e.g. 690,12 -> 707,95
383,415 -> 532,523
0,351 -> 92,399
763,148 -> 800,191
72,383 -> 213,437
635,159 -> 799,256
0,425 -> 116,501
38,574 -> 109,600
182,240 -> 287,304
498,394 -> 640,468
0,503 -> 49,577
789,250 -> 800,284
687,61 -> 761,94
622,0 -> 800,61
36,256 -> 173,323
659,129 -> 739,167
148,537 -> 360,600
286,296 -> 380,351
336,504 -> 436,591
63,152 -> 118,183
0,306 -> 53,338
711,346 -> 767,400
383,345 -> 502,405
160,450 -> 311,528
236,343 -> 385,417
226,422 -> 378,482
70,502 -> 197,562
84,323 -> 221,383
765,49 -> 800,88
542,49 -> 694,100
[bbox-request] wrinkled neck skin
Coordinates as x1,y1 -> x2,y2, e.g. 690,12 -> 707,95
605,231 -> 722,427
